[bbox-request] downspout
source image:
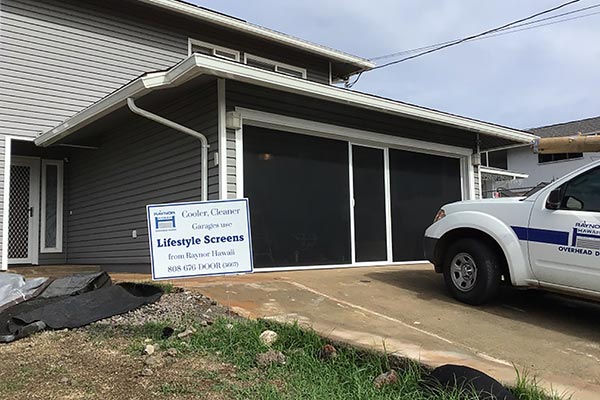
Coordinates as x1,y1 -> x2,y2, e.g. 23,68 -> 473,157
127,98 -> 209,201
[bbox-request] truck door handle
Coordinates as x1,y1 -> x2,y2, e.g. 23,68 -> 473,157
28,207 -> 34,218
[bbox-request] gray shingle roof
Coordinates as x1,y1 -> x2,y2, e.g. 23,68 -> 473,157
529,116 -> 600,138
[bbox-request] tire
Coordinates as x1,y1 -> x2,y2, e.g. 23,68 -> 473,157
442,238 -> 502,305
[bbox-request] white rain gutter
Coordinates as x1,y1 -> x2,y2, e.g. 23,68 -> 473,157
126,98 -> 209,201
36,54 -> 538,150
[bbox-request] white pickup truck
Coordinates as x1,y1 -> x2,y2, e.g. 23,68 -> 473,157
424,160 -> 600,305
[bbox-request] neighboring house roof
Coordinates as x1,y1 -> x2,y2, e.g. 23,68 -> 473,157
34,54 -> 537,148
529,115 -> 600,138
137,0 -> 375,74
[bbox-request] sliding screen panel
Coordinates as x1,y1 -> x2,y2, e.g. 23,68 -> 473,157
244,126 -> 351,268
390,149 -> 462,261
352,145 -> 387,262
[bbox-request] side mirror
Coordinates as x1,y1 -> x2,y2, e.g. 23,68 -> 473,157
546,188 -> 562,210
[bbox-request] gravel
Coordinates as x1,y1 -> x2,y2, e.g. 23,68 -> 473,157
90,288 -> 236,328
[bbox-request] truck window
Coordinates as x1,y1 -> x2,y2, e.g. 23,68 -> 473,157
560,167 -> 600,212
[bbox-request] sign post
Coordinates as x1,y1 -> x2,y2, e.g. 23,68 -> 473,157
146,199 -> 253,280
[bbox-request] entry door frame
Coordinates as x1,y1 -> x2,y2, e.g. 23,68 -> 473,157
349,143 -> 393,264
8,156 -> 40,265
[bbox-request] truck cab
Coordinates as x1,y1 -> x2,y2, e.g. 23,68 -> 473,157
424,160 -> 600,305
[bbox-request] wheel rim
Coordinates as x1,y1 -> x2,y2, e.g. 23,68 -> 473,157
450,252 -> 478,292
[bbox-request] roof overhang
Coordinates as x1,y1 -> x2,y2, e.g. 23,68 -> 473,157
35,54 -> 538,147
137,0 -> 374,72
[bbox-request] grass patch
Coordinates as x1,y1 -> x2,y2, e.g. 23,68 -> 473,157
139,281 -> 175,294
125,318 -> 561,400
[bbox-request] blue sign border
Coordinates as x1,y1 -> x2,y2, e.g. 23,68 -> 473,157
146,198 -> 254,280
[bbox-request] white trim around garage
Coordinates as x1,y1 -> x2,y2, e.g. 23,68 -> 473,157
234,107 -> 473,158
233,107 -> 476,201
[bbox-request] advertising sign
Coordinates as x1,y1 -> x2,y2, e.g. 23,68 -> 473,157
146,199 -> 253,280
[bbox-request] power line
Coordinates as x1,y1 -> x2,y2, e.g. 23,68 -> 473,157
369,3 -> 600,62
347,0 -> 581,88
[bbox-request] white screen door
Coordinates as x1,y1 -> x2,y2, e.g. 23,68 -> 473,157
8,157 -> 40,264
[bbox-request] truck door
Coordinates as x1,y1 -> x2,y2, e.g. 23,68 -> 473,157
528,166 -> 600,291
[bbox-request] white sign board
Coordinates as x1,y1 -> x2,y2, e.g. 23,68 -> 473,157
146,199 -> 253,280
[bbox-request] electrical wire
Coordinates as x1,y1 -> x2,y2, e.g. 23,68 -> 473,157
346,0 -> 581,88
369,3 -> 600,61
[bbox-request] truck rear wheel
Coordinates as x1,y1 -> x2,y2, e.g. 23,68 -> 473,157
442,238 -> 501,305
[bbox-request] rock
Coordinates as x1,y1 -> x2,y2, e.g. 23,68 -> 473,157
144,355 -> 163,368
259,330 -> 278,346
177,328 -> 195,339
140,368 -> 153,377
166,348 -> 178,357
256,350 -> 286,368
144,344 -> 155,355
199,320 -> 209,327
374,370 -> 398,389
59,377 -> 71,385
143,338 -> 153,343
319,344 -> 337,361
210,300 -> 218,306
225,323 -> 234,330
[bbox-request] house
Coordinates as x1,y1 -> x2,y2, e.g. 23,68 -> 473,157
482,116 -> 600,197
0,0 -> 536,272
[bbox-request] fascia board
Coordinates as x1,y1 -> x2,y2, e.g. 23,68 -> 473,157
37,54 -> 536,147
137,0 -> 374,70
191,56 -> 537,144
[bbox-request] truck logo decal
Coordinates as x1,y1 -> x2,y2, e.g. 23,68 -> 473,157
511,226 -> 569,246
572,222 -> 600,250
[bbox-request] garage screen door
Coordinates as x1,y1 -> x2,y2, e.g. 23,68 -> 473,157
390,149 -> 462,261
244,126 -> 351,268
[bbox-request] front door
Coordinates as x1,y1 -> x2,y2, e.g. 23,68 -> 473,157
8,157 -> 40,264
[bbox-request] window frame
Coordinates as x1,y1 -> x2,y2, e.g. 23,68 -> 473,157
187,38 -> 241,62
40,160 -> 64,253
538,152 -> 584,164
243,53 -> 307,79
559,166 -> 600,212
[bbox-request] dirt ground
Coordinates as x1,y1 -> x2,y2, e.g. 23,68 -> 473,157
0,287 -> 243,400
0,327 -> 241,400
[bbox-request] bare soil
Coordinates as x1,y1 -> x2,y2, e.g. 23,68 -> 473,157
0,291 -> 239,400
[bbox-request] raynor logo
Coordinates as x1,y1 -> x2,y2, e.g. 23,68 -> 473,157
154,210 -> 176,231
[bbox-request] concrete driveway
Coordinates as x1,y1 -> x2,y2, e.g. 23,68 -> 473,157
112,264 -> 600,399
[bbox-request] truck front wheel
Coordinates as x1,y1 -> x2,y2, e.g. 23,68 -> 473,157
442,238 -> 501,305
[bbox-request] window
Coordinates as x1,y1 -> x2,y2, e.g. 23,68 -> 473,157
538,152 -> 583,164
188,39 -> 240,61
244,54 -> 307,79
560,167 -> 600,212
41,160 -> 64,252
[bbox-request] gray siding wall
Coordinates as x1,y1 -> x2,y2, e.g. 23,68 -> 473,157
226,128 -> 238,198
0,0 -> 331,139
65,83 -> 217,265
0,0 -> 188,138
474,164 -> 481,199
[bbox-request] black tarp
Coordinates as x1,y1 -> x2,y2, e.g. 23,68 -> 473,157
0,276 -> 162,342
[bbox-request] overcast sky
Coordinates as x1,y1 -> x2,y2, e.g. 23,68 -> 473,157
195,0 -> 599,130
